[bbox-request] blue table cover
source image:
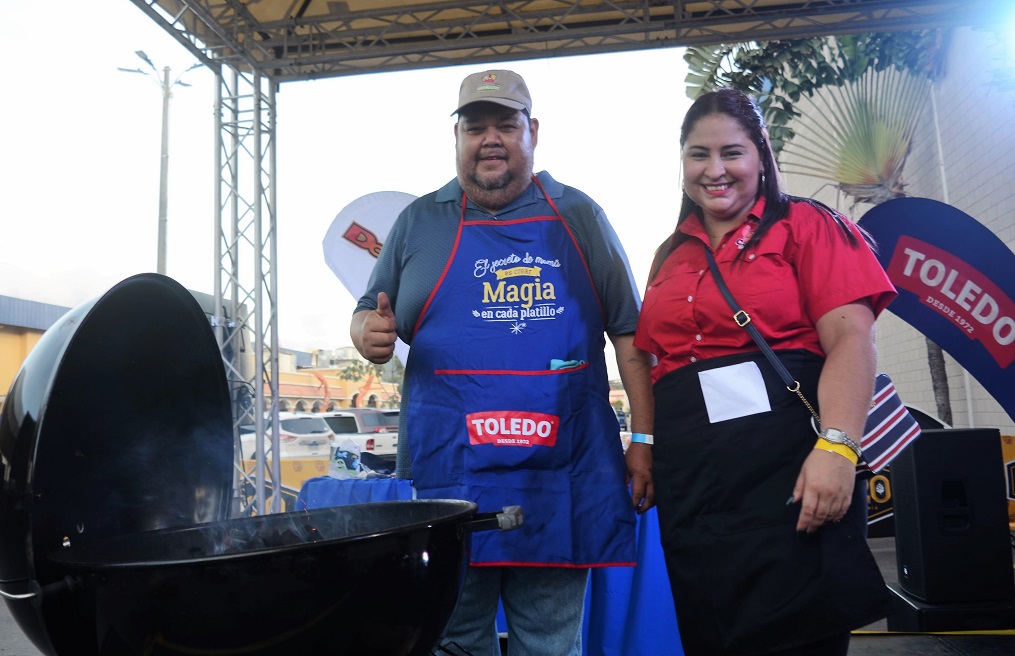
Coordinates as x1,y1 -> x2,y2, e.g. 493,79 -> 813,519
296,475 -> 413,508
296,476 -> 683,655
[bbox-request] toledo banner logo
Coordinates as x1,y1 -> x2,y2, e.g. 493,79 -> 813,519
859,197 -> 1015,422
888,235 -> 1014,368
466,410 -> 559,447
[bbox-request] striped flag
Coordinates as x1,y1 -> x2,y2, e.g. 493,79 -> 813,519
860,373 -> 922,473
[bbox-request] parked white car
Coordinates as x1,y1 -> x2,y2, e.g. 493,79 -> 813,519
240,412 -> 336,460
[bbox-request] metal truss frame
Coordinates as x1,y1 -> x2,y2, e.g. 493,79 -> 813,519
212,67 -> 282,516
131,1 -> 995,81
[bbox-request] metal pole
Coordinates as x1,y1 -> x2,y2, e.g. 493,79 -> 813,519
930,81 -> 975,427
158,65 -> 171,275
267,80 -> 281,513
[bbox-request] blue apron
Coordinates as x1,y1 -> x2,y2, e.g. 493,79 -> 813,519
405,178 -> 635,567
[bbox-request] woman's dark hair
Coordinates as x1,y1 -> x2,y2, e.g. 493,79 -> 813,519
648,87 -> 869,283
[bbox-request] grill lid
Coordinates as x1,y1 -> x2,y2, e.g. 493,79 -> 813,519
0,273 -> 234,586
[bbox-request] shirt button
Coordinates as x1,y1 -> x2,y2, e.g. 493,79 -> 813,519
690,356 -> 697,363
695,334 -> 702,341
748,253 -> 756,260
698,269 -> 705,276
687,295 -> 693,302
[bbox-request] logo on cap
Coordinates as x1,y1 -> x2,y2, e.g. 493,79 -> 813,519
476,73 -> 501,93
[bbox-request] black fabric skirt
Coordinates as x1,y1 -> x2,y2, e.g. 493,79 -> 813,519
652,350 -> 888,656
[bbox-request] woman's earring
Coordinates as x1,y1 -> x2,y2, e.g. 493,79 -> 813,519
761,172 -> 766,185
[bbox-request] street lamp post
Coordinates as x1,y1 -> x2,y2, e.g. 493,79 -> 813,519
157,64 -> 170,276
119,51 -> 200,276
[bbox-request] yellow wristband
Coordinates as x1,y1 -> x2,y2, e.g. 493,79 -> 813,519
814,437 -> 859,465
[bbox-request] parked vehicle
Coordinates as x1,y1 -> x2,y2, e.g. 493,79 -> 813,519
238,410 -> 397,512
319,408 -> 398,461
239,412 -> 341,512
615,408 -> 628,432
239,412 -> 336,460
380,409 -> 400,428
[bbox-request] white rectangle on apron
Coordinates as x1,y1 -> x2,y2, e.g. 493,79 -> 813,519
697,361 -> 772,423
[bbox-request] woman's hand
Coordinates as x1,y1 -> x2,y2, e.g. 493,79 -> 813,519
790,448 -> 856,533
789,299 -> 876,533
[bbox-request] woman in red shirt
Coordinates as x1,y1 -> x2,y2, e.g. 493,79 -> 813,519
630,88 -> 897,656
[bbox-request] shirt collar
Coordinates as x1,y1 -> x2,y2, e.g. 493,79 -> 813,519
677,196 -> 766,243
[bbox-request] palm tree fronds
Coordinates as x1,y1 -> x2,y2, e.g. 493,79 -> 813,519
779,66 -> 929,202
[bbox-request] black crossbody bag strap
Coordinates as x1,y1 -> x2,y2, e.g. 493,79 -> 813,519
703,247 -> 820,422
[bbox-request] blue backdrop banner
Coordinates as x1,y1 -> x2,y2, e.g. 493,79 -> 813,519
858,197 -> 1015,422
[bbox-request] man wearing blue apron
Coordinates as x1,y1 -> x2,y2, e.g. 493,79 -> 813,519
351,70 -> 654,656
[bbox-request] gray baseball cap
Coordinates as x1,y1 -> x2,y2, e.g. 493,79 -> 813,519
452,69 -> 532,116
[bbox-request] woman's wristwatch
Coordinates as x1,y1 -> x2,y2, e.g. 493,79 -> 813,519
819,428 -> 862,460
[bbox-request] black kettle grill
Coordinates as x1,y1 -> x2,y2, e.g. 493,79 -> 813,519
0,273 -> 521,655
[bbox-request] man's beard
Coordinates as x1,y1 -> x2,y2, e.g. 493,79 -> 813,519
470,169 -> 512,191
458,156 -> 533,211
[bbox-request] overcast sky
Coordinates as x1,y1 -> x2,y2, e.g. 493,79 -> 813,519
1,2 -> 692,359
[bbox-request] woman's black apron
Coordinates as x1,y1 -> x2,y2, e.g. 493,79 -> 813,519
653,349 -> 888,655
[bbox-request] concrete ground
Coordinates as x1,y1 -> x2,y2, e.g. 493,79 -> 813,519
847,537 -> 1015,655
0,602 -> 42,655
2,537 -> 1013,655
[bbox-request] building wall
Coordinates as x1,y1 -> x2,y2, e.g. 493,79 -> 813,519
270,368 -> 400,412
783,26 -> 1015,434
0,327 -> 45,408
878,26 -> 1015,433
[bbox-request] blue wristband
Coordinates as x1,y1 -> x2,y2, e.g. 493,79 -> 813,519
630,432 -> 654,445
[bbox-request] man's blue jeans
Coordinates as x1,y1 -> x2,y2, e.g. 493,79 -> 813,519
441,565 -> 589,656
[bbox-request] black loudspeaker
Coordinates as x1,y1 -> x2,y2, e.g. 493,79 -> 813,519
892,428 -> 1014,604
